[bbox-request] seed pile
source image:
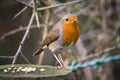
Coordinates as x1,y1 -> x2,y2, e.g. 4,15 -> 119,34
3,66 -> 45,73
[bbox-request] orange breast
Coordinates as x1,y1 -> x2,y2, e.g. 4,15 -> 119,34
62,23 -> 80,46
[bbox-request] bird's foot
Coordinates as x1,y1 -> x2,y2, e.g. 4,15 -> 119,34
56,65 -> 68,69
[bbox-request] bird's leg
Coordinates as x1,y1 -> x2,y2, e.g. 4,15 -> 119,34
53,53 -> 63,67
53,49 -> 67,68
57,53 -> 67,68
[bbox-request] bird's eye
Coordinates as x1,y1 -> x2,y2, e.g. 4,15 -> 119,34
65,18 -> 68,21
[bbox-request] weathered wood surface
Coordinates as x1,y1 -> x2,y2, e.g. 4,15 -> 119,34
0,64 -> 76,80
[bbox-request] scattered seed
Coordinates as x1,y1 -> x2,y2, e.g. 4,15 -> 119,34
12,71 -> 15,73
11,65 -> 14,68
32,68 -> 36,72
4,69 -> 8,72
8,67 -> 11,70
16,69 -> 20,72
18,67 -> 23,70
3,66 -> 39,73
40,68 -> 45,72
13,67 -> 17,70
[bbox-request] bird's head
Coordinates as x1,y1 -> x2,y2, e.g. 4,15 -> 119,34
62,14 -> 78,26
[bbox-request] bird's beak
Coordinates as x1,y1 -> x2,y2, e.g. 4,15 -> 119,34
73,19 -> 78,23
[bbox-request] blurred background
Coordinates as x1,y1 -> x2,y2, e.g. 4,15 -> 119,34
0,0 -> 120,80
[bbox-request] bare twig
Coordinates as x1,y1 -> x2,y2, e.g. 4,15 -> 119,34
16,0 -> 33,8
78,43 -> 120,63
38,9 -> 50,65
0,56 -> 14,58
37,0 -> 81,11
33,0 -> 40,28
12,13 -> 34,66
20,53 -> 31,64
13,0 -> 33,19
13,7 -> 28,19
0,24 -> 50,40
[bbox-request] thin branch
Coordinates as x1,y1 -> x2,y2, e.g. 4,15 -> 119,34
13,7 -> 28,19
38,9 -> 50,65
77,43 -> 120,63
13,0 -> 33,19
12,13 -> 34,66
20,52 -> 31,64
37,0 -> 81,11
0,56 -> 14,58
16,0 -> 33,8
33,0 -> 40,28
0,24 -> 50,40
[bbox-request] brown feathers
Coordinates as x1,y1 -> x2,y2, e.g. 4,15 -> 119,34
41,27 -> 59,46
33,27 -> 59,56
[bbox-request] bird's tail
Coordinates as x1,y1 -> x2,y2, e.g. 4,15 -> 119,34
32,46 -> 44,56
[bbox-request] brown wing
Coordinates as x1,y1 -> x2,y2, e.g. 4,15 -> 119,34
33,27 -> 59,56
41,27 -> 59,47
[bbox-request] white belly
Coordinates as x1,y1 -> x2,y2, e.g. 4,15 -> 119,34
48,41 -> 62,52
48,40 -> 74,52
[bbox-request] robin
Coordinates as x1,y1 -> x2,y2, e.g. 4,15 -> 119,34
33,14 -> 80,67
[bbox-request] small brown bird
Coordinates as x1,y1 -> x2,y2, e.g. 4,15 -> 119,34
33,14 -> 80,67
